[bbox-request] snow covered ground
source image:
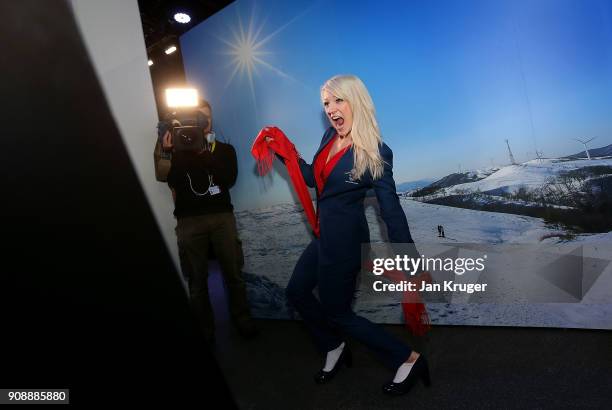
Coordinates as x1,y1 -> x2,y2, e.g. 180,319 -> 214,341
446,158 -> 612,195
236,199 -> 612,329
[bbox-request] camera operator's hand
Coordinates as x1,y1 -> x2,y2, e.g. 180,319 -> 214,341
162,130 -> 173,151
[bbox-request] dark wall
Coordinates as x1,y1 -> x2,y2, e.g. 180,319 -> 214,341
0,1 -> 235,406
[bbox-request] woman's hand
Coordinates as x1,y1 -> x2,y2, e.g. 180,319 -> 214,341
264,136 -> 274,144
162,130 -> 173,151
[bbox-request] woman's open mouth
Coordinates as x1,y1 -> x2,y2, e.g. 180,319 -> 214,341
331,115 -> 344,127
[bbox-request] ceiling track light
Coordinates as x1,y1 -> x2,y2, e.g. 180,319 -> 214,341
174,12 -> 191,24
165,45 -> 177,55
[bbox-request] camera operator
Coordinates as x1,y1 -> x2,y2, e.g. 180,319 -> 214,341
163,99 -> 258,344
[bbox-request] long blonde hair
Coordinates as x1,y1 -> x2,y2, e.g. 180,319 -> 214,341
321,75 -> 384,180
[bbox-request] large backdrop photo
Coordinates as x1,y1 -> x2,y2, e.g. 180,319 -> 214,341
179,0 -> 612,330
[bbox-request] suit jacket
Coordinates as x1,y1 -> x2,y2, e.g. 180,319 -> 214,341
299,127 -> 416,269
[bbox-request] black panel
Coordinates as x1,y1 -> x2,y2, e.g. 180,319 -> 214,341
0,1 -> 236,406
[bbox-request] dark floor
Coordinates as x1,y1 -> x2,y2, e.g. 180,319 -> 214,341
207,265 -> 612,410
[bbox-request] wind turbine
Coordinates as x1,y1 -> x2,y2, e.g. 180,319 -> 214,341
573,137 -> 596,160
505,139 -> 517,165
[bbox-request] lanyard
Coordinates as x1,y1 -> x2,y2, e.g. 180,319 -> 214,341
187,141 -> 217,196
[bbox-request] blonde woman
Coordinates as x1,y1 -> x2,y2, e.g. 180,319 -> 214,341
280,75 -> 431,395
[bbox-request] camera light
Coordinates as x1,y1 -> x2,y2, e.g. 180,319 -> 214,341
165,88 -> 198,108
165,45 -> 177,55
174,13 -> 191,24
148,59 -> 153,66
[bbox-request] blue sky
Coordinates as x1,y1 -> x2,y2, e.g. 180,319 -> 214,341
181,0 -> 612,210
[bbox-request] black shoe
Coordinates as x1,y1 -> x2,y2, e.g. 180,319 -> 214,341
382,355 -> 431,396
314,345 -> 353,384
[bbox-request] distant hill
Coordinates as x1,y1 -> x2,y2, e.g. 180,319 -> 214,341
429,169 -> 499,190
565,143 -> 612,159
406,156 -> 612,200
408,144 -> 612,201
396,179 -> 434,193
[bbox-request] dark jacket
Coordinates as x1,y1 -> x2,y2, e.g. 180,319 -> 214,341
167,141 -> 237,218
300,127 -> 416,269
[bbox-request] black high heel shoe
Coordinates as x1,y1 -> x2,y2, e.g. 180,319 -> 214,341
382,355 -> 431,396
314,345 -> 353,384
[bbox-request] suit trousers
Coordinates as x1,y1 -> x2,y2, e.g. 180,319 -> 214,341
286,238 -> 412,369
176,212 -> 252,339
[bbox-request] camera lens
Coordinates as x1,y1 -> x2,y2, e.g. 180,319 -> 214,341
180,132 -> 193,145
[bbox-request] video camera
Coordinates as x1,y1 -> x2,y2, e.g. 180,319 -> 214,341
157,109 -> 209,152
157,88 -> 214,152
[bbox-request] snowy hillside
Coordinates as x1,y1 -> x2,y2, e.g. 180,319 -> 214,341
409,168 -> 499,194
396,179 -> 433,193
445,158 -> 612,195
565,143 -> 612,159
235,199 -> 612,329
235,199 -> 566,291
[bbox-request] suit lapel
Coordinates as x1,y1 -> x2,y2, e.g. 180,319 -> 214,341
313,127 -> 336,163
319,146 -> 354,199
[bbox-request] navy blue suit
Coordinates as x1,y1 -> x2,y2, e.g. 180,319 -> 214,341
286,127 -> 416,369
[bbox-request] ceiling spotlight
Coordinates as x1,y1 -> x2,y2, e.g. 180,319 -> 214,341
165,45 -> 177,55
174,12 -> 191,24
148,59 -> 153,66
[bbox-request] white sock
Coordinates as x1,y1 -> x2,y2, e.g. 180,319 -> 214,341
393,361 -> 415,383
323,342 -> 345,372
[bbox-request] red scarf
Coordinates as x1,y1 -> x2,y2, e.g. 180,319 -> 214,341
252,126 -> 319,237
251,126 -> 430,336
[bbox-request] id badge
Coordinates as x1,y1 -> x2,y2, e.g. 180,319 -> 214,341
209,185 -> 221,195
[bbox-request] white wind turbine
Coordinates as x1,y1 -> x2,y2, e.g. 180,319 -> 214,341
573,137 -> 596,160
505,139 -> 517,165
